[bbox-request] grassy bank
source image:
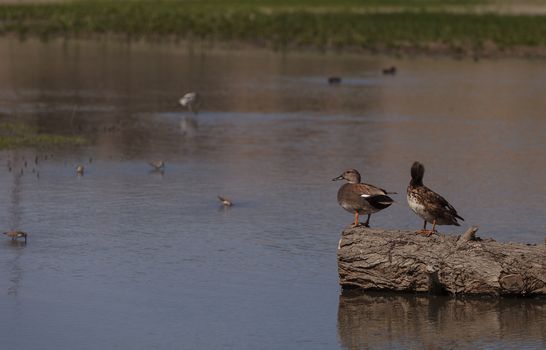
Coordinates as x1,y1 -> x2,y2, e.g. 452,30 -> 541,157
0,122 -> 86,150
1,1 -> 546,56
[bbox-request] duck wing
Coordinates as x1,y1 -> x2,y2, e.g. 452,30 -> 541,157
421,186 -> 464,221
356,183 -> 395,208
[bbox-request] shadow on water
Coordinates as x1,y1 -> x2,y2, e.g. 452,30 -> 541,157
338,290 -> 546,349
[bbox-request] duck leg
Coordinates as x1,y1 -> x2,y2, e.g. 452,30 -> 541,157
431,219 -> 438,233
363,214 -> 371,227
416,220 -> 434,236
351,212 -> 360,227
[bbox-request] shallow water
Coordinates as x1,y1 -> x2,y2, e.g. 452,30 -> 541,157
0,38 -> 544,349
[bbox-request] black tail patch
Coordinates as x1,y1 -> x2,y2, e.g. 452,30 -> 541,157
366,194 -> 394,210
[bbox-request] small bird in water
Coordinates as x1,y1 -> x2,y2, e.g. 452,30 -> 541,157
333,169 -> 395,227
76,165 -> 84,176
179,92 -> 202,114
328,76 -> 342,84
217,195 -> 233,207
3,230 -> 28,243
407,161 -> 464,236
148,161 -> 165,171
382,66 -> 397,75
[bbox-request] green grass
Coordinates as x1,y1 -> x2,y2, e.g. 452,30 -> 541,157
0,122 -> 86,150
0,0 -> 544,53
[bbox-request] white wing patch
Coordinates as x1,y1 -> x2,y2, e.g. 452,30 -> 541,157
361,194 -> 371,198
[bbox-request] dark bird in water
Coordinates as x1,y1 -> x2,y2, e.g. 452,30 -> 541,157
328,76 -> 342,84
382,66 -> 397,75
333,169 -> 395,227
148,161 -> 165,171
3,230 -> 28,243
407,161 -> 464,236
217,195 -> 233,207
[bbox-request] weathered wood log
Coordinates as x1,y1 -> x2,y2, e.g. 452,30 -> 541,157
338,227 -> 546,296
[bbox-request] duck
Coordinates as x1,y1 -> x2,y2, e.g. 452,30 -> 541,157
333,169 -> 395,227
179,92 -> 202,114
328,76 -> 342,84
3,230 -> 28,243
76,165 -> 84,176
407,161 -> 464,235
217,195 -> 233,207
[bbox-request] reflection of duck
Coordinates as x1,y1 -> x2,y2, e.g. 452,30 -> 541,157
407,161 -> 464,235
333,169 -> 395,227
3,230 -> 27,243
179,92 -> 202,114
382,66 -> 397,75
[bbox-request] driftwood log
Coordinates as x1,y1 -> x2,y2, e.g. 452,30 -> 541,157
338,227 -> 546,296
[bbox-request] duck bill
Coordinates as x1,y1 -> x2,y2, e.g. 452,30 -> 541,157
332,175 -> 344,181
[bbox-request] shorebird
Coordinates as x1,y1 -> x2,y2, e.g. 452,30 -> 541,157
3,231 -> 28,243
333,169 -> 395,227
179,92 -> 202,114
76,165 -> 84,176
217,195 -> 233,207
148,160 -> 165,171
407,161 -> 464,235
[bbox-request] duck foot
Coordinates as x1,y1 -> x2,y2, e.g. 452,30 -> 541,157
416,229 -> 436,236
350,222 -> 370,228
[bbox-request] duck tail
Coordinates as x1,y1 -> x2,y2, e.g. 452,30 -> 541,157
410,161 -> 424,186
365,194 -> 394,210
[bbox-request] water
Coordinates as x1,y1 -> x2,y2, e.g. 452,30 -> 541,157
0,38 -> 544,349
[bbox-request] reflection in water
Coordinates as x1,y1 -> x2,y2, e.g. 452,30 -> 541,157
338,291 -> 546,349
180,115 -> 199,137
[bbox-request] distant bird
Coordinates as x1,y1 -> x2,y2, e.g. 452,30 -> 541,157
179,92 -> 202,114
3,230 -> 27,243
333,169 -> 395,227
217,195 -> 233,207
328,76 -> 342,84
407,161 -> 464,235
76,165 -> 84,176
382,66 -> 397,75
148,160 -> 165,171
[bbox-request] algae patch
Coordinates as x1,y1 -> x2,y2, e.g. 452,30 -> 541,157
0,122 -> 86,150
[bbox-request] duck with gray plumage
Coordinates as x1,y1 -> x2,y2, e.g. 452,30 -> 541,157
407,161 -> 464,235
333,169 -> 395,227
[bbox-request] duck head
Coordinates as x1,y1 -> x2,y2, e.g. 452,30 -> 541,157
332,169 -> 361,184
410,161 -> 425,186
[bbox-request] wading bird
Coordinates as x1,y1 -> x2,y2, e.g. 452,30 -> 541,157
3,231 -> 28,243
179,92 -> 202,114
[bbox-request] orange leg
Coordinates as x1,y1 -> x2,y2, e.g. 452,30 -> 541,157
352,212 -> 360,227
431,219 -> 438,233
416,220 -> 435,236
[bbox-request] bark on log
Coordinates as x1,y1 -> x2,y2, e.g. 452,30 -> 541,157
337,227 -> 546,296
